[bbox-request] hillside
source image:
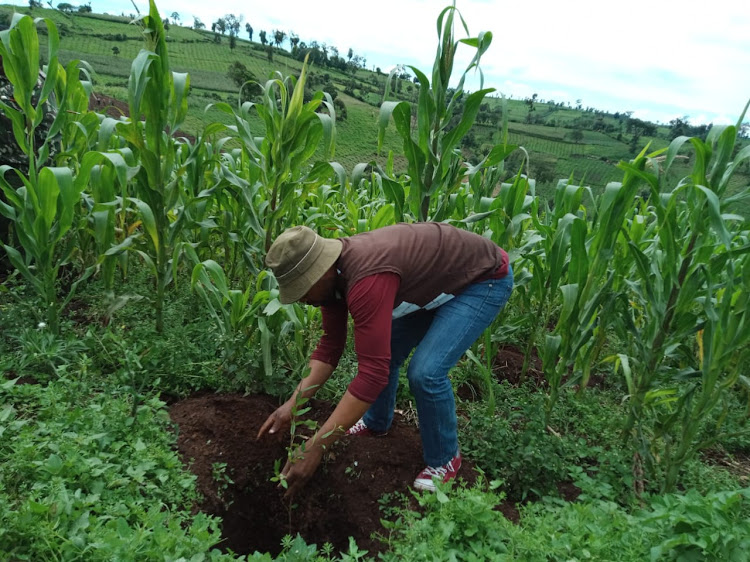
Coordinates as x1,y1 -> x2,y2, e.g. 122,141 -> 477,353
2,3 -> 748,205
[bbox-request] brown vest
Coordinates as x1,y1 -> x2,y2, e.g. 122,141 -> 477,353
337,223 -> 507,318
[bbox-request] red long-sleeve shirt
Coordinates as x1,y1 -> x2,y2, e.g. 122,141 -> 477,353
311,273 -> 400,403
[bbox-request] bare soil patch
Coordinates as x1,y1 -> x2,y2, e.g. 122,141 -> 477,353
493,343 -> 545,388
88,93 -> 196,142
88,92 -> 130,119
490,343 -> 607,391
169,393 -> 484,557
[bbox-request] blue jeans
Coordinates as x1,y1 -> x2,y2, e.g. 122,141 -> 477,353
363,266 -> 514,466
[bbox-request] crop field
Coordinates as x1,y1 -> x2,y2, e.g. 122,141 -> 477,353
7,2 -> 747,199
1,2 -> 750,560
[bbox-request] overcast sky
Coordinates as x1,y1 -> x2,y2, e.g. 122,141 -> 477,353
7,0 -> 750,125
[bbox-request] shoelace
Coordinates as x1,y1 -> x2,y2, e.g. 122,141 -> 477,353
421,459 -> 456,478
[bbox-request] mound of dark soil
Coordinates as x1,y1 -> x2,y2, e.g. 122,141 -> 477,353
169,393 -> 480,557
87,92 -> 196,142
88,92 -> 130,119
493,344 -> 545,388
490,344 -> 607,390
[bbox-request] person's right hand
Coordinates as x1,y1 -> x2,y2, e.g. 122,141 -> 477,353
256,401 -> 293,440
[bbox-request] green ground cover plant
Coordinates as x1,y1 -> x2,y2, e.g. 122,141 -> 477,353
0,376 -> 235,560
378,479 -> 750,561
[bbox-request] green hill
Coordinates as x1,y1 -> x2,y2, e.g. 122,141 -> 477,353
2,3 -> 748,206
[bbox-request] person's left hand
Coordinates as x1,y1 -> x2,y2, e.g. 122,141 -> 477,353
280,443 -> 324,498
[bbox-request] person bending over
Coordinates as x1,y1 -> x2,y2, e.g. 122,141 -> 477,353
257,222 -> 513,496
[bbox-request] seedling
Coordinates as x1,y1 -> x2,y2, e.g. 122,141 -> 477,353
269,380 -> 336,533
211,461 -> 234,508
344,460 -> 361,480
270,383 -> 320,491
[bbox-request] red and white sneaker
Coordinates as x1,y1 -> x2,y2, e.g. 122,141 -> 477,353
413,451 -> 462,491
345,418 -> 387,437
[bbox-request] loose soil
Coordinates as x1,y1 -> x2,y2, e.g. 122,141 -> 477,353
88,92 -> 130,119
87,93 -> 196,142
493,343 -> 545,388
490,343 -> 607,391
170,393 -> 485,557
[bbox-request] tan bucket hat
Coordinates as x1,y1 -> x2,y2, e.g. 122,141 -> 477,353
265,226 -> 342,304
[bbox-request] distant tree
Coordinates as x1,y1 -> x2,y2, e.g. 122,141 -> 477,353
112,46 -> 120,55
568,129 -> 584,144
28,0 -> 43,9
227,61 -> 252,87
210,22 -> 216,32
57,3 -> 75,13
289,32 -> 299,51
266,44 -> 273,62
227,61 -> 262,98
245,23 -> 253,41
525,93 -> 538,123
333,97 -> 347,121
170,11 -> 180,24
259,29 -> 267,46
533,159 -> 556,185
229,33 -> 236,50
347,47 -> 353,61
224,14 -> 242,38
77,2 -> 91,12
214,18 -> 226,35
629,133 -> 641,154
626,117 -> 657,137
193,17 -> 205,29
273,29 -> 286,49
163,18 -> 170,30
669,116 -> 689,140
461,132 -> 477,149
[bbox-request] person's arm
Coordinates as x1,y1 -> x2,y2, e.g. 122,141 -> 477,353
346,273 -> 400,402
257,301 -> 348,439
280,390 -> 371,497
256,359 -> 335,437
280,274 -> 400,496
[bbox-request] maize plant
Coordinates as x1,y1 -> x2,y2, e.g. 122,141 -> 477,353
609,111 -> 750,491
0,15 -> 113,332
504,180 -> 591,384
377,2 -> 494,222
113,0 -> 193,333
191,261 -> 318,389
209,57 -> 337,258
540,147 -> 664,424
191,260 -> 275,367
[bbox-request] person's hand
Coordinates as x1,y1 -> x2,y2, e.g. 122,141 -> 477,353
280,444 -> 323,498
256,402 -> 293,440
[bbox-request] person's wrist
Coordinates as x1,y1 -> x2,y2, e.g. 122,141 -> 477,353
306,437 -> 326,457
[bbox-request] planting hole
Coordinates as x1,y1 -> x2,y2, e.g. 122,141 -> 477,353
170,393 -> 450,556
